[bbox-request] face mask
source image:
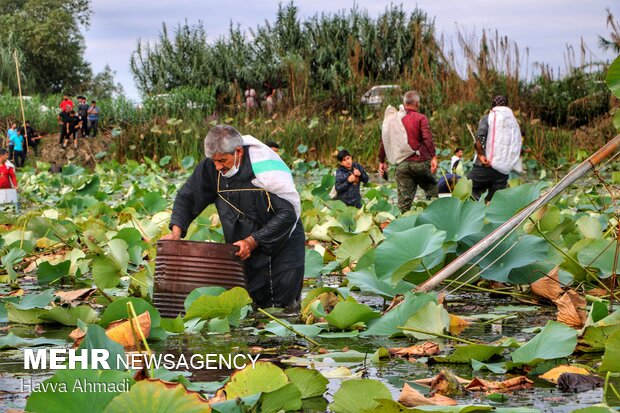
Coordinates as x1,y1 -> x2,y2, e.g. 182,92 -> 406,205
221,151 -> 239,178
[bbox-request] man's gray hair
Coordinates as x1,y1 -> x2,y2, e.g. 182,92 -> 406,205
204,125 -> 243,157
403,90 -> 420,106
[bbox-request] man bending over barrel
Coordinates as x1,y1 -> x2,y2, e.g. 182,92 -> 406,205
162,125 -> 305,310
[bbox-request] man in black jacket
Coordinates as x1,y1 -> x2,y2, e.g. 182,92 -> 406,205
162,125 -> 305,309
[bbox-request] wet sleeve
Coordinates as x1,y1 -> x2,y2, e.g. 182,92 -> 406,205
358,164 -> 369,184
169,160 -> 217,238
379,141 -> 386,163
252,193 -> 299,256
420,116 -> 436,157
334,169 -> 351,193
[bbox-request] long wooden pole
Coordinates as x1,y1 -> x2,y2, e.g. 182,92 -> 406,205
13,51 -> 28,151
415,134 -> 620,293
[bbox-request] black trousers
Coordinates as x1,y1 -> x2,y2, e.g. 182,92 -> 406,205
251,265 -> 304,309
13,150 -> 25,167
468,165 -> 508,202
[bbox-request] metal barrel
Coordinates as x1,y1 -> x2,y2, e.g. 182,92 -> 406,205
153,240 -> 247,318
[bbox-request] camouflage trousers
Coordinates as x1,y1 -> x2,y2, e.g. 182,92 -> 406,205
395,160 -> 438,213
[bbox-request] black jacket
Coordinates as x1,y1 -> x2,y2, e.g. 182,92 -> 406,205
169,148 -> 305,293
335,162 -> 369,208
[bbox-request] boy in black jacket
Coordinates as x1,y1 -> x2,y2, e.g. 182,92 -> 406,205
335,149 -> 369,208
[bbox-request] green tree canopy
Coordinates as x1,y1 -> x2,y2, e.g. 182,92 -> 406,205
0,0 -> 92,94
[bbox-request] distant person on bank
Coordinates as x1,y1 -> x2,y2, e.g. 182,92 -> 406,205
58,105 -> 72,147
87,101 -> 99,137
77,96 -> 89,137
469,95 -> 523,202
6,123 -> 17,162
162,125 -> 305,309
10,129 -> 26,168
335,149 -> 369,208
379,90 -> 438,213
59,94 -> 73,112
0,148 -> 17,189
20,120 -> 40,157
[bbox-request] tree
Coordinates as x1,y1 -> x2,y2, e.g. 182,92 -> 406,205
82,65 -> 124,100
0,0 -> 92,94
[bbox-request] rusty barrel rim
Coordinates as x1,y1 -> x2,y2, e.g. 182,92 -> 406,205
153,240 -> 246,318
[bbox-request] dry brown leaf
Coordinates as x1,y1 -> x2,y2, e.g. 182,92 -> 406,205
556,290 -> 586,329
106,311 -> 151,349
449,314 -> 470,335
22,254 -> 65,273
465,376 -> 533,393
70,311 -> 151,349
1,289 -> 24,297
301,292 -> 340,324
389,341 -> 440,358
531,266 -> 564,301
398,383 -> 457,407
540,365 -> 590,384
55,288 -> 95,303
414,372 -> 471,388
586,288 -> 608,297
210,390 -> 227,405
428,370 -> 468,396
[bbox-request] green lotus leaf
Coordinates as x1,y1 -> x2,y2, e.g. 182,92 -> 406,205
346,266 -> 415,298
402,301 -> 450,339
222,362 -> 289,399
374,224 -> 446,284
284,367 -> 328,399
417,197 -> 485,241
103,379 -> 209,413
510,321 -> 577,365
184,287 -> 252,327
37,260 -> 71,285
600,329 -> 620,373
577,238 -> 619,278
362,292 -> 437,337
329,379 -> 392,413
434,344 -> 504,363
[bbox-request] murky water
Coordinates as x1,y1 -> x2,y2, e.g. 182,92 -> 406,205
0,282 -> 609,412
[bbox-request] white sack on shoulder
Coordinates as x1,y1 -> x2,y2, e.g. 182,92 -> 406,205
241,135 -> 301,222
486,106 -> 522,175
381,105 -> 414,164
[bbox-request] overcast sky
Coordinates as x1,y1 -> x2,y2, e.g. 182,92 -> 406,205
83,0 -> 620,101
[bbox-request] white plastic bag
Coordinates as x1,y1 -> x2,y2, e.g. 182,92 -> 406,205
486,106 -> 522,174
381,105 -> 414,164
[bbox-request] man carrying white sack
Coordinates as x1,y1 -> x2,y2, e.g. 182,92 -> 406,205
469,95 -> 523,202
162,125 -> 305,309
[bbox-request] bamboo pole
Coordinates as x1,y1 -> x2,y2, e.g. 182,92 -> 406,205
415,134 -> 620,293
13,51 -> 28,151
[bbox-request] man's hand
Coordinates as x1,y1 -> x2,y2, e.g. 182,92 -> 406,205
430,157 -> 438,174
479,155 -> 491,167
234,235 -> 257,261
379,162 -> 387,174
347,174 -> 357,183
160,225 -> 182,240
352,168 -> 361,177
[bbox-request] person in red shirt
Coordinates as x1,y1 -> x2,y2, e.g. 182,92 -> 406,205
0,148 -> 17,189
59,95 -> 74,112
379,90 -> 438,212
